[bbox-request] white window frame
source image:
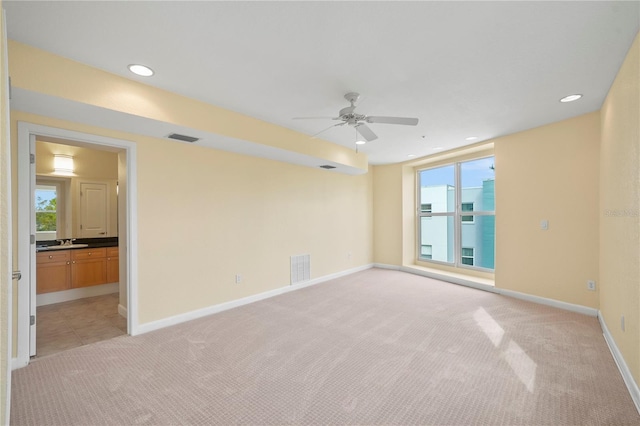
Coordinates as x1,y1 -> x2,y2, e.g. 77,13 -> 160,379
417,156 -> 495,271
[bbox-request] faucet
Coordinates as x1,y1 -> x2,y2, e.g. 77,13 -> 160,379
56,239 -> 65,246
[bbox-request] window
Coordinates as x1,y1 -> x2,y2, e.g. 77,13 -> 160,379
421,244 -> 433,259
35,180 -> 68,241
418,156 -> 495,270
461,202 -> 474,223
461,247 -> 474,265
35,185 -> 58,239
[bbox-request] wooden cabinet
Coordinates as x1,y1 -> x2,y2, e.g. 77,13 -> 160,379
71,248 -> 107,288
36,246 -> 119,294
106,247 -> 119,283
36,251 -> 71,294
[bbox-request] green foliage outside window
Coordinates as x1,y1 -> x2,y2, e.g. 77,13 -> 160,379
36,196 -> 57,231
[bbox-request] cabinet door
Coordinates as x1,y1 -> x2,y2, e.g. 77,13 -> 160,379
71,258 -> 107,288
106,256 -> 119,283
36,261 -> 71,294
36,251 -> 71,294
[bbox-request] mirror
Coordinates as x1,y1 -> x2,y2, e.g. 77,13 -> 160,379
35,140 -> 119,241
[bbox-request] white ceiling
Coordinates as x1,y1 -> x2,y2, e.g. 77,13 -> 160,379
4,1 -> 639,165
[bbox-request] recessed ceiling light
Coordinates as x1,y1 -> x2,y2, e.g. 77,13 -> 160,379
128,64 -> 154,77
407,154 -> 416,158
560,94 -> 582,103
465,136 -> 478,141
355,140 -> 366,145
433,147 -> 444,150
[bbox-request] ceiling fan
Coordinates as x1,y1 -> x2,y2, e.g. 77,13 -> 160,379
293,92 -> 419,142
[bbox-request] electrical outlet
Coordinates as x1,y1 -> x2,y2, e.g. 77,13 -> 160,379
235,274 -> 242,284
621,315 -> 625,332
347,251 -> 352,260
587,280 -> 596,291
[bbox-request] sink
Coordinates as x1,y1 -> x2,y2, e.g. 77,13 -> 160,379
40,244 -> 89,250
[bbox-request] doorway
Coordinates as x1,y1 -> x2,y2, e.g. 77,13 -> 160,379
34,139 -> 121,356
16,122 -> 138,367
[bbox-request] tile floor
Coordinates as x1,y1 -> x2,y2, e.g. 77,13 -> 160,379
35,293 -> 127,358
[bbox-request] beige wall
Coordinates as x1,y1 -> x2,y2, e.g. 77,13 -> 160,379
11,111 -> 374,330
372,164 -> 402,265
600,33 -> 640,383
135,132 -> 373,323
373,112 -> 601,309
6,39 -> 373,346
494,112 -> 600,307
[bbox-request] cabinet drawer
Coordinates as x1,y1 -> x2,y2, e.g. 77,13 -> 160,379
37,250 -> 70,264
106,247 -> 119,258
71,248 -> 106,260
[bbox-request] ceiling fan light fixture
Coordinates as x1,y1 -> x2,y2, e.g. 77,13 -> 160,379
355,139 -> 366,145
560,94 -> 582,103
128,64 -> 154,77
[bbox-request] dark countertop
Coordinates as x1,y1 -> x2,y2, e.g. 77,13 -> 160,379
36,237 -> 118,252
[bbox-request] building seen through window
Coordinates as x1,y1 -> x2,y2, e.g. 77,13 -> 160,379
418,157 -> 495,270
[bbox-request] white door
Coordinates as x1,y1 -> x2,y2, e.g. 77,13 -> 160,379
80,182 -> 108,237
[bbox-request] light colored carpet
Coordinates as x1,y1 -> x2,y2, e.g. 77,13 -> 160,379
11,268 -> 640,425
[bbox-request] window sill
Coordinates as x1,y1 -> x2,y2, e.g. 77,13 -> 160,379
402,263 -> 496,293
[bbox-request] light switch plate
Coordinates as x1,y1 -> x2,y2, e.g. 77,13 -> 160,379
540,220 -> 549,230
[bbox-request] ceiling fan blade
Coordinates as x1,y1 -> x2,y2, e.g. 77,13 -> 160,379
355,123 -> 378,141
293,116 -> 338,120
310,122 -> 346,138
366,116 -> 419,126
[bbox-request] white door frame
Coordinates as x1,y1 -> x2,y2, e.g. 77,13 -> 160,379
2,8 -> 14,422
15,121 -> 139,368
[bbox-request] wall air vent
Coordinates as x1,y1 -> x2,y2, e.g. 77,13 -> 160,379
291,254 -> 310,285
167,133 -> 200,143
319,165 -> 336,169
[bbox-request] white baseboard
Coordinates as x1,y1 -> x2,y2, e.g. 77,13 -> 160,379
118,304 -> 127,318
36,283 -> 119,306
498,288 -> 598,317
12,357 -> 25,371
373,263 -> 401,271
376,263 -> 597,318
599,312 -> 640,414
136,264 -> 374,335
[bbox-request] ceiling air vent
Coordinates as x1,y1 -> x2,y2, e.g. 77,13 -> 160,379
319,165 -> 336,169
167,133 -> 199,143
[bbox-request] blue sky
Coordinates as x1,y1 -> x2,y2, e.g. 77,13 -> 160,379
420,156 -> 495,188
35,187 -> 56,206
